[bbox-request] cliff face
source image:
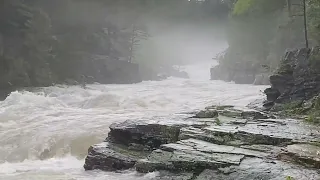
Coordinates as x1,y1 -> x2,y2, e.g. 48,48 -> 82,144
264,47 -> 320,109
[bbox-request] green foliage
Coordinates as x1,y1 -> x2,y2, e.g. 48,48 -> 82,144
308,0 -> 320,44
286,176 -> 295,180
305,96 -> 320,124
233,0 -> 286,16
305,112 -> 320,124
223,0 -> 309,80
233,0 -> 256,16
283,101 -> 303,110
215,117 -> 222,126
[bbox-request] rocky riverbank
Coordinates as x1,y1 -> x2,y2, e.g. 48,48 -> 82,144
83,105 -> 320,179
263,47 -> 320,124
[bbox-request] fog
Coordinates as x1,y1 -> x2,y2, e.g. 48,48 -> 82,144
136,22 -> 228,66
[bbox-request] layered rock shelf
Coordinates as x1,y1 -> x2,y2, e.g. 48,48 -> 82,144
84,106 -> 320,179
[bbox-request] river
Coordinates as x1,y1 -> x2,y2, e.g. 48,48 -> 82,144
0,62 -> 267,180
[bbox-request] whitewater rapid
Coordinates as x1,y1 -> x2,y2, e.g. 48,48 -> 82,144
0,62 -> 267,180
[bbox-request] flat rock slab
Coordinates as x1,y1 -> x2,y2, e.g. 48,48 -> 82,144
195,158 -> 320,180
161,139 -> 268,158
180,118 -> 320,146
108,119 -> 208,150
278,143 -> 320,168
135,149 -> 244,173
84,142 -> 145,171
135,138 -> 271,173
205,105 -> 270,119
150,171 -> 194,180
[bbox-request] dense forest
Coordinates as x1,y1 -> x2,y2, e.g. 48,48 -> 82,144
214,0 -> 320,84
2,0 -> 320,89
0,0 -> 231,91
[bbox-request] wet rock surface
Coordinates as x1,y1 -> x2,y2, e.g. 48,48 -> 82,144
84,142 -> 144,171
150,171 -> 194,180
107,119 -> 207,150
195,158 -> 320,180
84,105 -> 320,179
264,47 -> 320,110
193,110 -> 218,118
278,143 -> 320,169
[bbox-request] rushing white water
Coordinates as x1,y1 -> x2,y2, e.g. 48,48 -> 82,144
0,62 -> 267,180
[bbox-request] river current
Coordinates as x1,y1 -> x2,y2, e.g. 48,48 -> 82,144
0,62 -> 267,180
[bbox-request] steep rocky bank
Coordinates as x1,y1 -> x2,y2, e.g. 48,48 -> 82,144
263,47 -> 320,123
264,48 -> 316,106
83,105 -> 320,179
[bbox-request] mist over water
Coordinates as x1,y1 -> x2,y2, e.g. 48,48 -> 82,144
0,59 -> 267,179
136,23 -> 227,66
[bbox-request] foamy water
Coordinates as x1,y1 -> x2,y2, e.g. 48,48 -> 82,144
0,62 -> 267,179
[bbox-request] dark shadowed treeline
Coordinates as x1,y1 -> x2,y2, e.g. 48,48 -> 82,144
0,0 -> 231,91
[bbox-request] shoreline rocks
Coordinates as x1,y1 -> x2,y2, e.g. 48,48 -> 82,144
264,47 -> 320,108
84,105 -> 320,179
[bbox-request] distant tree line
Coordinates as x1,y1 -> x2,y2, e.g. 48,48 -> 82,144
0,0 -> 231,89
220,0 -> 320,75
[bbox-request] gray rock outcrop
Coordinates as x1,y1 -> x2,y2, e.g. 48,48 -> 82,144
84,106 -> 320,179
264,47 -> 320,109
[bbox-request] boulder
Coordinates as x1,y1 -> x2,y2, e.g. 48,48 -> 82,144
264,88 -> 280,102
84,142 -> 142,171
107,120 -> 186,150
